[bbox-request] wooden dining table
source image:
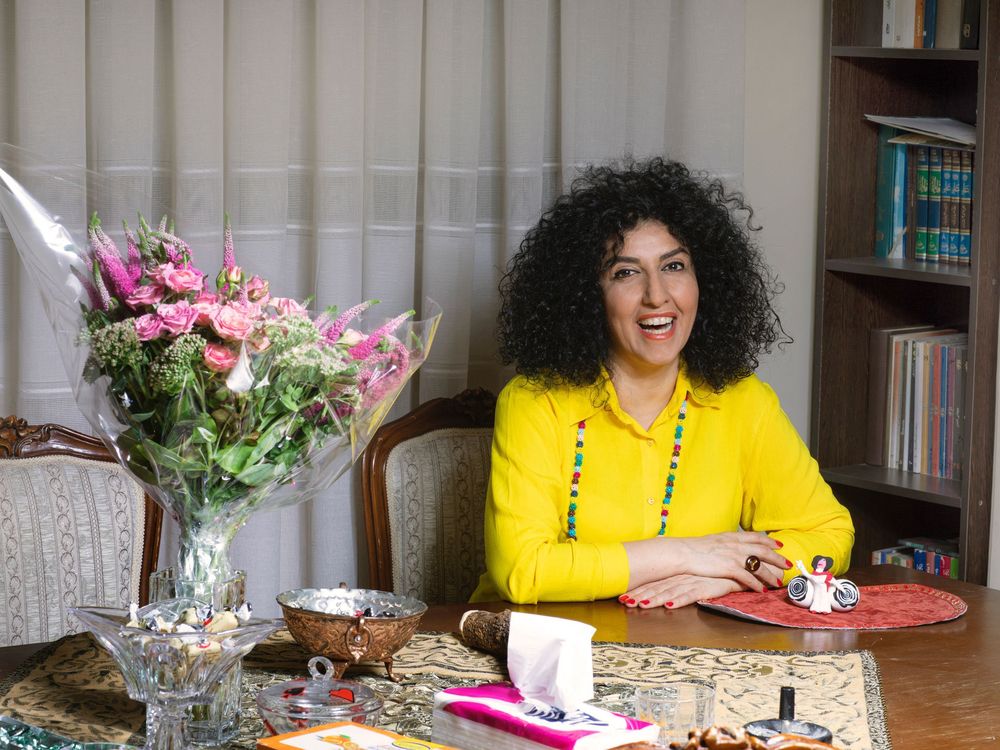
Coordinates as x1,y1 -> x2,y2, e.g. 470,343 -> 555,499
0,565 -> 997,748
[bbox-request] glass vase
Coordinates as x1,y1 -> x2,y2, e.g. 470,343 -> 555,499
148,569 -> 247,746
71,605 -> 280,750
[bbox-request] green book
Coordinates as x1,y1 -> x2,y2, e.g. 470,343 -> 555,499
926,147 -> 942,262
914,146 -> 929,260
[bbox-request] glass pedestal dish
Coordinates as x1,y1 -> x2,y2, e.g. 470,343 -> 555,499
71,604 -> 281,750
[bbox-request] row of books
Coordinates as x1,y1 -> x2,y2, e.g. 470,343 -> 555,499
882,0 -> 979,48
865,325 -> 967,479
872,536 -> 960,579
874,127 -> 975,264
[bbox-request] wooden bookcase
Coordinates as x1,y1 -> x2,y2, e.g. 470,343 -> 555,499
812,0 -> 999,583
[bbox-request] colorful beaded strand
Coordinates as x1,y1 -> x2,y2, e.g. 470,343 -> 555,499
567,400 -> 688,540
660,398 -> 687,535
567,420 -> 585,539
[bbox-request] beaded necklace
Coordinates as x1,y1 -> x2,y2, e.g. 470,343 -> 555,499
567,398 -> 688,540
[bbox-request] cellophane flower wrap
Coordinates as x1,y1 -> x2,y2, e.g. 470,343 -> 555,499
0,145 -> 440,591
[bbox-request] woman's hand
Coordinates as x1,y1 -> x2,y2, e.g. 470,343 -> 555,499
619,574 -> 743,609
624,531 -> 790,593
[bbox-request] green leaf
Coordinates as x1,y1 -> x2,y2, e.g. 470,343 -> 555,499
235,462 -> 278,486
246,417 -> 290,466
143,440 -> 207,472
216,443 -> 254,474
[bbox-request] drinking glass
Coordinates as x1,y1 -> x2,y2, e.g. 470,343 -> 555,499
634,682 -> 715,747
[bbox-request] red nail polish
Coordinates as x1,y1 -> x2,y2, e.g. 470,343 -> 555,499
618,594 -> 628,602
627,598 -> 636,605
775,540 -> 784,548
785,559 -> 793,568
665,601 -> 674,608
776,577 -> 784,587
640,599 -> 650,606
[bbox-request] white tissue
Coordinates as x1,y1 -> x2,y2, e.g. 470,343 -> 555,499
506,611 -> 596,710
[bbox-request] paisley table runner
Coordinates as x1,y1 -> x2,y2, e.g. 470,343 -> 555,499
0,629 -> 889,750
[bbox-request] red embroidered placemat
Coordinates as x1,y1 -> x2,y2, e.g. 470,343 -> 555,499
699,583 -> 967,629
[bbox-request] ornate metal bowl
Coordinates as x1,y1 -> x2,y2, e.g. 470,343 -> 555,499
276,584 -> 426,682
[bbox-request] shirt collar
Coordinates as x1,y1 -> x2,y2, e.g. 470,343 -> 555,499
561,364 -> 721,426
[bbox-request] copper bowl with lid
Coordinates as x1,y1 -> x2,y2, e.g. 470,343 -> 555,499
276,583 -> 426,682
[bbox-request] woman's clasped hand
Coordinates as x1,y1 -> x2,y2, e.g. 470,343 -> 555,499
620,532 -> 794,609
471,157 -> 854,607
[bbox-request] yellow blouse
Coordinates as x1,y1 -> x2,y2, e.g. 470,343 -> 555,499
471,369 -> 854,603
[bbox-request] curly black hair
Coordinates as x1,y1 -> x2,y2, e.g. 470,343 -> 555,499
497,156 -> 788,392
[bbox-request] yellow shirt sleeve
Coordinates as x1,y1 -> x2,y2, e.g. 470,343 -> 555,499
476,380 -> 630,603
740,381 -> 855,581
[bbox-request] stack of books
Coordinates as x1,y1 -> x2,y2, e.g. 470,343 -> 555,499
865,325 -> 967,478
872,536 -> 960,578
869,118 -> 976,265
882,0 -> 979,49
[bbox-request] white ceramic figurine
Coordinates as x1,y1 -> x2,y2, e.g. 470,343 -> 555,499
787,556 -> 860,613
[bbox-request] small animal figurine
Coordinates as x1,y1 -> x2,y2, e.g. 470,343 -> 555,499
787,556 -> 860,614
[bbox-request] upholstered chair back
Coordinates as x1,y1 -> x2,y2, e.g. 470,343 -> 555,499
362,389 -> 495,603
0,417 -> 162,645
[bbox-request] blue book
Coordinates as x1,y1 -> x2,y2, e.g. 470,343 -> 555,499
924,0 -> 938,47
959,149 -> 973,264
927,147 -> 942,261
915,146 -> 930,260
874,126 -> 899,257
890,142 -> 908,258
940,149 -> 954,262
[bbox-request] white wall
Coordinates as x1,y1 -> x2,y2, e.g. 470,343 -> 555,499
743,0 -> 824,436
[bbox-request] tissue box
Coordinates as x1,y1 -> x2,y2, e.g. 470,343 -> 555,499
432,683 -> 660,750
257,721 -> 458,750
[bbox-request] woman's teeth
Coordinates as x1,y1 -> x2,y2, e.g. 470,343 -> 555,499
638,317 -> 674,332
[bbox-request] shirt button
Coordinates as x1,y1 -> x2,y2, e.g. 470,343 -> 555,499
647,498 -> 655,505
646,439 -> 654,446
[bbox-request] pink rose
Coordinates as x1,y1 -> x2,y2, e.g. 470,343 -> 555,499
147,263 -> 173,286
249,334 -> 271,353
339,328 -> 365,347
192,291 -> 221,326
245,275 -> 270,304
157,300 -> 200,336
125,284 -> 165,310
203,342 -> 239,372
211,303 -> 256,341
134,313 -> 164,341
162,265 -> 204,293
270,296 -> 308,317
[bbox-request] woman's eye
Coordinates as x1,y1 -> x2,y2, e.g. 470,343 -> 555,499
612,268 -> 636,279
664,261 -> 685,272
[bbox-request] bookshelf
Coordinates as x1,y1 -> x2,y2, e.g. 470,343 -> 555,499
812,0 -> 998,583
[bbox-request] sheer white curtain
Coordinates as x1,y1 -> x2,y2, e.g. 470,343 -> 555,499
0,0 -> 745,614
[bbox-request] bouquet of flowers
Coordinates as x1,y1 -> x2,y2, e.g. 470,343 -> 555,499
0,145 -> 439,592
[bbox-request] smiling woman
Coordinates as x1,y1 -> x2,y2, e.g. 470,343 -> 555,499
472,157 -> 855,608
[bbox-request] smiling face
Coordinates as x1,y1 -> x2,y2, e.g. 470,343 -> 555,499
601,220 -> 699,383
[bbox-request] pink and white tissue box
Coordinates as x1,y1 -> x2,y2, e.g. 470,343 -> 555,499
431,682 -> 660,750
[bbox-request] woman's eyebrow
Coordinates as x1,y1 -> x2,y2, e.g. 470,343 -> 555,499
611,247 -> 690,264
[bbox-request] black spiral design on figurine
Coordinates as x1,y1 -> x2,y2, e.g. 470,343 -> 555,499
832,580 -> 860,611
786,575 -> 812,606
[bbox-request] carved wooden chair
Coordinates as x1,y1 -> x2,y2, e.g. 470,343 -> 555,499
361,388 -> 496,603
0,416 -> 163,645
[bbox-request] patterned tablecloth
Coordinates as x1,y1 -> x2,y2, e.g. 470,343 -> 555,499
0,629 -> 889,750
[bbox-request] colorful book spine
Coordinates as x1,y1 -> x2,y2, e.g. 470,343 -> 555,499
959,149 -> 973,264
929,341 -> 940,476
914,146 -> 930,260
945,343 -> 957,479
874,126 -> 898,257
883,0 -> 896,47
947,149 -> 962,262
938,342 -> 949,477
924,0 -> 938,46
940,149 -> 954,262
927,147 -> 942,261
890,142 -> 908,258
953,344 -> 967,480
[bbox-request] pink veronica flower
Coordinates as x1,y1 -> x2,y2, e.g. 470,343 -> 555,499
211,303 -> 256,341
203,342 -> 239,373
134,313 -> 165,341
323,300 -> 374,344
126,284 -> 166,310
348,311 -> 414,360
157,300 -> 201,336
162,265 -> 204,293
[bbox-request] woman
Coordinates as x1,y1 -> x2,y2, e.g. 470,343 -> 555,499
471,157 -> 854,608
